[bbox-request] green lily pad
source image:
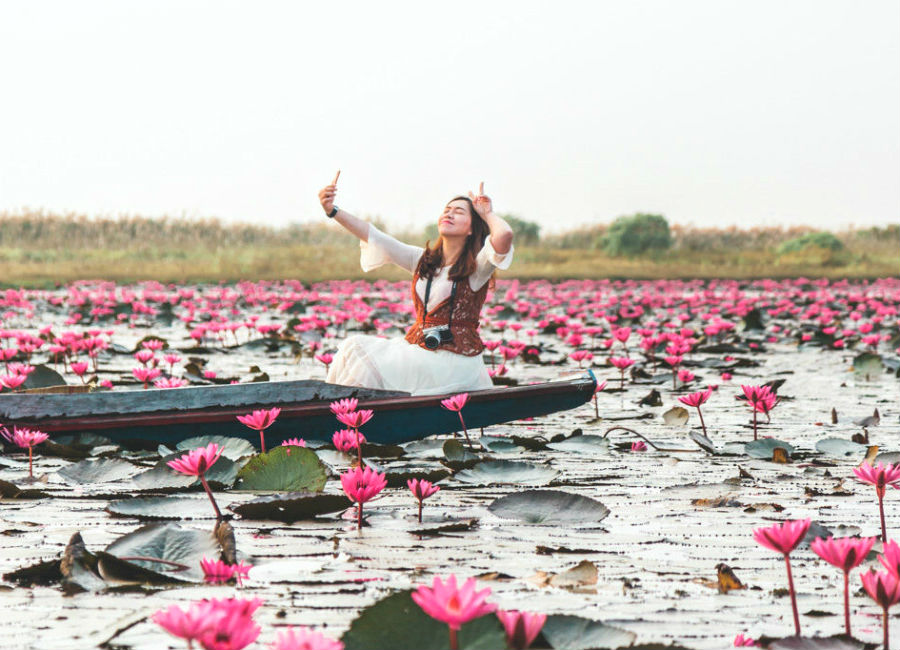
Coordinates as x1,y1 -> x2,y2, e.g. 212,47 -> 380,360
479,436 -> 525,453
176,435 -> 256,461
99,523 -> 218,584
443,439 -> 481,463
541,614 -> 637,649
363,460 -> 450,489
455,460 -> 558,486
745,438 -> 794,459
107,496 -> 221,520
236,446 -> 328,492
815,438 -> 866,458
341,589 -> 505,650
851,352 -> 883,379
767,635 -> 867,650
547,435 -> 610,455
488,489 -> 610,526
231,492 -> 351,523
57,458 -> 139,485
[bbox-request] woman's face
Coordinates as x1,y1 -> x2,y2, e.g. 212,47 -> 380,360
437,199 -> 473,238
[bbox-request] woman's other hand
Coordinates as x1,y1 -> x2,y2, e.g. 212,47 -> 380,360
468,181 -> 492,219
318,170 -> 341,215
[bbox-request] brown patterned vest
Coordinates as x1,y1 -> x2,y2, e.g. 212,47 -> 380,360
404,267 -> 488,357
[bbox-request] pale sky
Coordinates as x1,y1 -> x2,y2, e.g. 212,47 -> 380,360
1,1 -> 898,233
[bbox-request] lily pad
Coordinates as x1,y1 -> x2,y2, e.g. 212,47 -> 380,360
57,458 -> 139,485
99,523 -> 218,583
402,439 -> 446,458
745,438 -> 795,459
875,451 -> 900,465
443,439 -> 481,463
479,436 -> 525,453
689,430 -> 717,455
176,435 -> 256,461
547,435 -> 610,455
662,406 -> 689,426
341,589 -> 505,650
236,446 -> 328,492
455,460 -> 558,486
231,492 -> 351,523
815,438 -> 866,458
107,496 -> 221,520
541,614 -> 637,649
488,489 -> 610,526
363,460 -> 451,489
851,352 -> 883,379
768,636 -> 867,650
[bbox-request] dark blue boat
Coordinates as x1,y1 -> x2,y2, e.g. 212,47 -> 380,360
0,372 -> 597,447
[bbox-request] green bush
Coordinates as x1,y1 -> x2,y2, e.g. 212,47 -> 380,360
601,213 -> 672,257
776,232 -> 844,255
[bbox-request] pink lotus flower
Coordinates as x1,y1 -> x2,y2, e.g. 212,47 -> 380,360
270,626 -> 345,650
592,380 -> 607,418
440,393 -> 469,412
408,478 -> 440,523
853,462 -> 900,542
153,601 -> 217,645
237,407 -> 282,453
340,465 -> 387,530
412,575 -> 497,649
740,384 -> 777,440
860,569 -> 900,650
733,634 -> 758,647
335,409 -> 373,430
134,349 -> 155,365
753,519 -> 811,636
496,610 -> 546,650
281,438 -> 306,448
631,441 -> 647,452
315,353 -> 334,373
70,361 -> 89,379
4,426 -> 50,479
1,373 -> 27,390
197,609 -> 261,650
333,429 -> 364,453
609,356 -> 634,390
133,366 -> 161,388
154,377 -> 187,389
329,398 -> 359,415
678,388 -> 712,437
676,368 -> 695,384
167,443 -> 224,519
201,558 -> 253,585
811,536 -> 876,634
881,540 -> 900,578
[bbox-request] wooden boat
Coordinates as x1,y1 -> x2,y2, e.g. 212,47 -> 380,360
0,372 -> 598,447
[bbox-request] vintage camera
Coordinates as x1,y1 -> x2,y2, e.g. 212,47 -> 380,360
422,325 -> 454,350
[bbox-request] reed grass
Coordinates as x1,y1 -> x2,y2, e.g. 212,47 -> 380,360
1,210 -> 896,286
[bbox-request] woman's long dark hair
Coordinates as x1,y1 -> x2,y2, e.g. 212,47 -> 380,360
416,196 -> 495,289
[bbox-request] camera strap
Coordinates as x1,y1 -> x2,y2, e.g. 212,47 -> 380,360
423,274 -> 459,330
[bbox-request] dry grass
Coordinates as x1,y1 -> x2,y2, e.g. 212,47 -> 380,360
1,210 -> 896,286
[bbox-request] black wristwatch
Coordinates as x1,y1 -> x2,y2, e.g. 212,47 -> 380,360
327,205 -> 338,219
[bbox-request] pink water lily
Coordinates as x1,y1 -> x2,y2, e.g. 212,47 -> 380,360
408,478 -> 440,523
236,407 -> 282,453
333,429 -> 365,453
853,462 -> 900,542
412,575 -> 497,650
678,388 -> 712,437
753,518 -> 811,636
3,426 -> 50,479
496,610 -> 546,650
441,393 -> 473,448
329,398 -> 358,415
340,465 -> 387,531
860,569 -> 900,650
200,557 -> 253,586
811,536 -> 876,635
881,540 -> 900,578
167,443 -> 224,519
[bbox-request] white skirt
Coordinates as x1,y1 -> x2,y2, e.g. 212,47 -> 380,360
325,334 -> 494,396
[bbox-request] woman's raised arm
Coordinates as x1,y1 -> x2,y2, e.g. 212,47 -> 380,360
318,175 -> 369,242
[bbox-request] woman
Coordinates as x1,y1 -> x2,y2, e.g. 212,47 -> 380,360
317,174 -> 514,396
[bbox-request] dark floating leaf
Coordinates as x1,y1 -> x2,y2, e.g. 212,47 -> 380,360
236,446 -> 327,492
60,532 -> 105,594
107,496 -> 220,520
57,458 -> 139,485
41,440 -> 92,460
177,435 -> 256,460
851,352 -> 883,379
231,492 -> 351,523
2,559 -> 63,587
815,438 -> 866,458
767,635 -> 867,650
0,478 -> 50,499
53,433 -> 115,451
359,442 -> 406,458
455,460 -> 559,486
744,438 -> 795,460
100,523 -> 218,583
547,435 -> 610,455
689,431 -> 717,455
489,489 -> 610,526
443,439 -> 481,463
540,614 -> 637,650
20,364 -> 67,390
341,589 -> 505,650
